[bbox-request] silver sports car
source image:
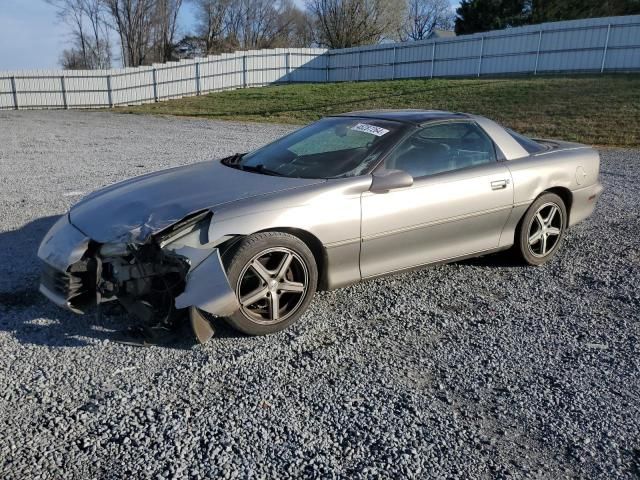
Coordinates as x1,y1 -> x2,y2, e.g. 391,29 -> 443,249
38,110 -> 603,342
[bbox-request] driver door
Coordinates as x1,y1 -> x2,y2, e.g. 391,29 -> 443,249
360,121 -> 514,278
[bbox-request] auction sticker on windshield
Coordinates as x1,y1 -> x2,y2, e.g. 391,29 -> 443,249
350,123 -> 390,137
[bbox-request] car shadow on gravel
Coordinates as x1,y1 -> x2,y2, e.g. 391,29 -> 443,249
454,250 -> 528,268
0,215 -> 58,301
0,215 -> 204,349
0,215 -> 523,348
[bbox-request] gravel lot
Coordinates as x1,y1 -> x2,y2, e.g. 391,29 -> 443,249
0,110 -> 638,479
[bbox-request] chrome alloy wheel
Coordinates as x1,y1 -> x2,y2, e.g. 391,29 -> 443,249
236,247 -> 309,325
527,202 -> 564,258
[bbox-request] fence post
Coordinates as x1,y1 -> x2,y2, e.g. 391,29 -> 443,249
325,52 -> 330,82
60,76 -> 68,109
601,24 -> 611,73
152,68 -> 158,101
391,46 -> 396,80
477,37 -> 484,77
357,51 -> 362,81
242,55 -> 247,88
10,76 -> 18,110
195,62 -> 201,95
534,29 -> 543,75
430,43 -> 436,79
106,75 -> 113,107
285,52 -> 291,83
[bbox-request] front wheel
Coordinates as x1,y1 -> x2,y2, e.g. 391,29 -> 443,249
516,192 -> 567,266
223,232 -> 318,335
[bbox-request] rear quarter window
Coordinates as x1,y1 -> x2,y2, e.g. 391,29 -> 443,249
506,129 -> 546,154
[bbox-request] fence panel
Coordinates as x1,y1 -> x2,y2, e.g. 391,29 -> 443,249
111,68 -> 154,105
246,50 -> 283,87
156,61 -> 195,100
15,73 -> 64,109
285,49 -> 324,83
434,37 -> 482,77
0,15 -> 638,110
329,50 -> 360,82
607,24 -> 640,70
0,76 -> 15,109
395,43 -> 434,79
64,72 -> 110,108
359,48 -> 395,81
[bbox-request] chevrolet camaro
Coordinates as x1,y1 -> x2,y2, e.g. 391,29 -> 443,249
37,110 -> 603,342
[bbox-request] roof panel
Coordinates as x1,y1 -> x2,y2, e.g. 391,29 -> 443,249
334,109 -> 469,125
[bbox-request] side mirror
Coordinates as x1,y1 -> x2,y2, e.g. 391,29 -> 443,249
370,169 -> 414,193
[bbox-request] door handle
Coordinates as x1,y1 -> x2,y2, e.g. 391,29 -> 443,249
491,179 -> 508,190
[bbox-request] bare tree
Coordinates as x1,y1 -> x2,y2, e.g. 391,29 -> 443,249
60,48 -> 88,69
192,0 -> 233,54
398,0 -> 453,41
150,0 -> 184,62
103,0 -> 153,66
190,0 -> 311,54
103,0 -> 184,66
306,0 -> 403,48
84,0 -> 113,66
227,0 -> 298,49
278,3 -> 315,47
46,0 -> 112,69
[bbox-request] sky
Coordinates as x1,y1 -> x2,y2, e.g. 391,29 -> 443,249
0,0 -> 459,71
0,0 -> 199,70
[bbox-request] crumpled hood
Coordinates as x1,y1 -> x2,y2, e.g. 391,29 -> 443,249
70,159 -> 324,243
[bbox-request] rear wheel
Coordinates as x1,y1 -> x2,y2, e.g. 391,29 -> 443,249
223,232 -> 317,335
517,192 -> 567,266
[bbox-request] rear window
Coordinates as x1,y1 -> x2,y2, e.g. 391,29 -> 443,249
506,129 -> 546,154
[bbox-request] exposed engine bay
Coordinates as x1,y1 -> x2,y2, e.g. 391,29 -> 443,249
97,243 -> 190,324
38,210 -> 240,342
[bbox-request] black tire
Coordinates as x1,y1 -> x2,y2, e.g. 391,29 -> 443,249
222,232 -> 318,335
516,192 -> 567,266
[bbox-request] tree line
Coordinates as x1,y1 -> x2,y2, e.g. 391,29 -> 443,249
46,0 -> 454,68
455,0 -> 640,34
47,0 -> 639,69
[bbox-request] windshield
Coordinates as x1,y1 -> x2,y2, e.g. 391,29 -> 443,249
224,117 -> 405,179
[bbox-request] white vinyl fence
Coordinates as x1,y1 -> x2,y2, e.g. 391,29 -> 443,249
1,15 -> 639,110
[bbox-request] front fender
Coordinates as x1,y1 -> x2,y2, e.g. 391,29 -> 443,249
174,249 -> 239,317
38,214 -> 89,271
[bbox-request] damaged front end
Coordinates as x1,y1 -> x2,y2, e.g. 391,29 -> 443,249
37,211 -> 239,341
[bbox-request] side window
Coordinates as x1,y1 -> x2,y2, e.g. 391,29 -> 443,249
385,122 -> 497,178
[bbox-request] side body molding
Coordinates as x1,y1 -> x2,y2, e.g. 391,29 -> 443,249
174,250 -> 240,316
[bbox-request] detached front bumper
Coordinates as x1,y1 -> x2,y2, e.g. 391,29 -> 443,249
37,214 -> 239,320
37,215 -> 93,313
